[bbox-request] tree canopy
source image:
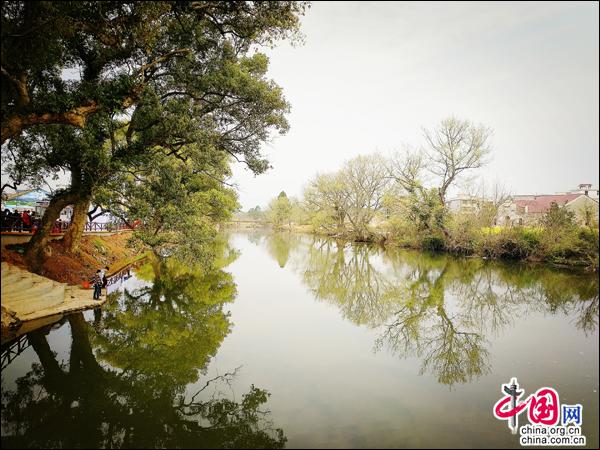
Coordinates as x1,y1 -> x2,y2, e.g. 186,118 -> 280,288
1,1 -> 308,144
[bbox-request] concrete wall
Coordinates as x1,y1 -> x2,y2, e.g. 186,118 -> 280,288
565,196 -> 599,225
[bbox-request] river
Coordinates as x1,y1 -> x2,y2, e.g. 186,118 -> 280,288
1,231 -> 598,448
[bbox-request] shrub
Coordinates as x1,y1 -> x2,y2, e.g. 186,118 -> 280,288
479,228 -> 534,259
421,235 -> 445,252
574,227 -> 599,269
446,215 -> 477,254
521,227 -> 543,249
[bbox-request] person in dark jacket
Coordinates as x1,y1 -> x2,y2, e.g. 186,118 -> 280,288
102,266 -> 110,288
92,270 -> 103,300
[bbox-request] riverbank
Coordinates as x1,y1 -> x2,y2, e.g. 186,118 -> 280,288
249,223 -> 599,272
0,232 -> 142,285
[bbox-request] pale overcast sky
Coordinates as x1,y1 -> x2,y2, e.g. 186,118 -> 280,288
231,1 -> 599,210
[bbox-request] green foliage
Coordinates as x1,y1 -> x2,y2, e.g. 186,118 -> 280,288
577,228 -> 600,270
406,188 -> 447,235
102,149 -> 238,260
478,227 -> 536,259
303,172 -> 348,234
247,205 -> 265,221
2,1 -> 308,142
540,202 -> 576,230
386,191 -> 598,268
302,154 -> 388,239
445,214 -> 477,254
267,194 -> 292,228
420,235 -> 446,252
384,187 -> 449,251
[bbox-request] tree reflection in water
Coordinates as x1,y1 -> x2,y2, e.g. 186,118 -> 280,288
292,236 -> 599,387
1,246 -> 286,449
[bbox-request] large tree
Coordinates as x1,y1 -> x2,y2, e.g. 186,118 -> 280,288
340,154 -> 389,240
6,114 -> 126,267
422,117 -> 492,205
2,1 -> 308,270
303,172 -> 349,234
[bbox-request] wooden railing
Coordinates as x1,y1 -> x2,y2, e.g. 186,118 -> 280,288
1,220 -> 132,234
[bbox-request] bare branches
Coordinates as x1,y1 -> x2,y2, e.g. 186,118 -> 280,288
177,365 -> 243,409
423,117 -> 492,204
387,147 -> 425,194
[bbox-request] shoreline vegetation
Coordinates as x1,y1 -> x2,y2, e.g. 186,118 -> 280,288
226,197 -> 599,272
224,220 -> 599,272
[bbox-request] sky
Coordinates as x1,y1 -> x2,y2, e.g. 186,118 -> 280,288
230,1 -> 599,210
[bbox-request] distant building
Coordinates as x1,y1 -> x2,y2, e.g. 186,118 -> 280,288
447,195 -> 490,215
498,184 -> 599,226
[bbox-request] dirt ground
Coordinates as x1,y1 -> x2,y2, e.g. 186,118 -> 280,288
1,232 -> 140,285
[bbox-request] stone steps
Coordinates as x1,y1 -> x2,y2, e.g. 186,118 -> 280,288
1,262 -> 106,325
2,279 -> 61,300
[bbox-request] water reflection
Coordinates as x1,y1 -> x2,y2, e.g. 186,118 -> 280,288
1,250 -> 286,449
246,231 -> 303,269
268,234 -> 599,387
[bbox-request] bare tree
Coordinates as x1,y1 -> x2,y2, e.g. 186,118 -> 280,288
387,146 -> 425,194
469,181 -> 512,227
423,117 -> 492,205
341,154 -> 389,239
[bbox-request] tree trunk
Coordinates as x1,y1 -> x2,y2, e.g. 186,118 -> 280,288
68,313 -> 103,376
335,211 -> 345,235
63,196 -> 91,253
27,330 -> 65,392
25,191 -> 78,273
438,188 -> 446,206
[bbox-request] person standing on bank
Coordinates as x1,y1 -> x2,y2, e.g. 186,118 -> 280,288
102,266 -> 109,288
92,270 -> 103,300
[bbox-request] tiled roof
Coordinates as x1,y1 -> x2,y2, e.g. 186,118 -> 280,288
514,194 -> 581,214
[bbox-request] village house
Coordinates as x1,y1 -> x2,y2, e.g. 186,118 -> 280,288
498,184 -> 599,226
447,195 -> 488,215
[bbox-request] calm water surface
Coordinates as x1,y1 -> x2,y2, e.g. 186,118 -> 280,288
1,231 -> 598,448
